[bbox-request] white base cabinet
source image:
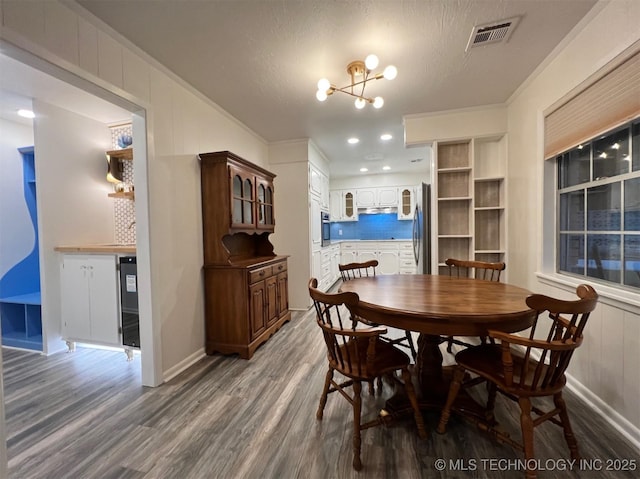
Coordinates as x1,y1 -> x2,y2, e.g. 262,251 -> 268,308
339,241 -> 416,276
60,254 -> 120,347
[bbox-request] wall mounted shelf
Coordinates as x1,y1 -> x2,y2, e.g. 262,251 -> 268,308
108,192 -> 135,200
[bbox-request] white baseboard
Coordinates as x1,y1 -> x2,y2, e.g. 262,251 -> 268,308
163,348 -> 206,383
565,373 -> 640,453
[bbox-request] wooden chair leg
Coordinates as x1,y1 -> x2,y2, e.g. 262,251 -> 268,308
316,367 -> 333,420
401,368 -> 427,439
437,366 -> 465,434
352,380 -> 363,471
368,380 -> 375,395
405,330 -> 417,361
446,336 -> 454,354
518,397 -> 537,479
554,392 -> 580,461
486,382 -> 497,424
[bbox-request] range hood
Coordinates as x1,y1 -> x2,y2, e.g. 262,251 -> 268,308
357,206 -> 398,214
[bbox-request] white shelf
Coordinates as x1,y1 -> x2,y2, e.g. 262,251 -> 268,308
474,176 -> 504,182
475,206 -> 504,211
438,196 -> 472,201
438,167 -> 472,173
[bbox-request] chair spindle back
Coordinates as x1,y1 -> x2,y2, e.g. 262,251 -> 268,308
339,260 -> 378,281
445,258 -> 506,281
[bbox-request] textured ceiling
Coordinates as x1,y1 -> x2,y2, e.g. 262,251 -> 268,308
77,0 -> 597,177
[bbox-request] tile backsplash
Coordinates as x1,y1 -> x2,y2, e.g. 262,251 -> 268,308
330,213 -> 412,240
109,124 -> 136,244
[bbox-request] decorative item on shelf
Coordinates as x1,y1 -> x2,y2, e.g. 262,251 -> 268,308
114,182 -> 126,193
117,134 -> 133,149
316,54 -> 397,109
106,156 -> 123,183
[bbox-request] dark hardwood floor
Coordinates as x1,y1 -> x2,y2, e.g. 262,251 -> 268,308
3,306 -> 639,479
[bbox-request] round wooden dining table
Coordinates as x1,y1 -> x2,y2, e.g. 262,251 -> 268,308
340,274 -> 536,415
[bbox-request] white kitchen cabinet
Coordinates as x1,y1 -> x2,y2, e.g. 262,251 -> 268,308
378,250 -> 399,274
329,190 -> 358,222
310,196 -> 322,247
356,248 -> 378,263
312,250 -> 322,284
320,174 -> 330,210
340,241 -> 358,265
60,254 -> 120,347
309,164 -> 322,198
329,190 -> 342,220
355,187 -> 398,208
309,164 -> 329,209
339,241 -> 413,276
355,188 -> 377,208
330,244 -> 340,283
377,187 -> 398,206
397,186 -> 415,220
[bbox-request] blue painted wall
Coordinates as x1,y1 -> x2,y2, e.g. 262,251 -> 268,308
330,213 -> 412,240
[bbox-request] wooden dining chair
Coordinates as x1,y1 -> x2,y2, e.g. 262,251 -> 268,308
443,258 -> 506,353
339,260 -> 417,363
308,278 -> 427,471
437,284 -> 598,479
339,259 -> 379,281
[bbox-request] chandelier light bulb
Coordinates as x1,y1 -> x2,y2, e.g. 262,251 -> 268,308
354,97 -> 366,109
365,54 -> 379,71
373,96 -> 384,109
316,89 -> 328,102
317,78 -> 331,92
383,65 -> 398,80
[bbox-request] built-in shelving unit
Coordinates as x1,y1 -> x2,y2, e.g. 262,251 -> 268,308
106,148 -> 134,200
0,146 -> 43,351
434,137 -> 507,276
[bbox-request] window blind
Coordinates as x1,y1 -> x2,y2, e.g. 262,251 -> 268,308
544,50 -> 640,159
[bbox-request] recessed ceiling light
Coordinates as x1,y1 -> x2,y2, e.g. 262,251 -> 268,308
348,137 -> 359,144
359,167 -> 368,172
380,133 -> 392,141
17,109 -> 35,119
382,165 -> 391,171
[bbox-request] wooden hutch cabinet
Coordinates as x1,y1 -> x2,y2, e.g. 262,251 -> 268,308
199,151 -> 290,359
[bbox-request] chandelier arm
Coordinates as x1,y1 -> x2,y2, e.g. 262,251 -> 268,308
335,76 -> 380,91
331,88 -> 374,103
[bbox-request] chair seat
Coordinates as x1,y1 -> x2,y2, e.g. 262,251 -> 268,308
455,344 -> 566,397
329,338 -> 411,380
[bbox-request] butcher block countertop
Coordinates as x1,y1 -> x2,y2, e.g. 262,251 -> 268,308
54,244 -> 136,254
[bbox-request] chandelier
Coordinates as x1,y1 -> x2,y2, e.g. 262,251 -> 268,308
316,54 -> 397,109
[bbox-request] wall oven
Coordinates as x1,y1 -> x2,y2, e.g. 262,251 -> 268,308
321,211 -> 331,247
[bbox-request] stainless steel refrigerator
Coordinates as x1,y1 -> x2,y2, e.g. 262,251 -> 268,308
412,183 -> 432,274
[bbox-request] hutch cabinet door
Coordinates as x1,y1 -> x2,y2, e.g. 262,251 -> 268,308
256,176 -> 275,231
265,276 -> 278,326
276,271 -> 288,318
249,281 -> 267,340
229,165 -> 255,230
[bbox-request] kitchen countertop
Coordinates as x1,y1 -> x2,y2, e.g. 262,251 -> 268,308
54,243 -> 136,254
329,239 -> 411,244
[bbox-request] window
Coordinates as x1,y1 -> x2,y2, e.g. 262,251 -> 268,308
556,118 -> 640,289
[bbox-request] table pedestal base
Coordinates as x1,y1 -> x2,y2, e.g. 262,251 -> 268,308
383,334 -> 491,424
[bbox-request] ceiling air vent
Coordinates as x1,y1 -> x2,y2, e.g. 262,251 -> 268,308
465,16 -> 520,52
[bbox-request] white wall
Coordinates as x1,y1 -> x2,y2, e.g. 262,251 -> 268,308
269,140 -> 312,310
0,118 -> 33,278
33,100 -> 114,354
0,0 -> 268,383
506,0 -> 640,447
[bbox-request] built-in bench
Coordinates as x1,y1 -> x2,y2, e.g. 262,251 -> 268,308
0,292 -> 42,350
